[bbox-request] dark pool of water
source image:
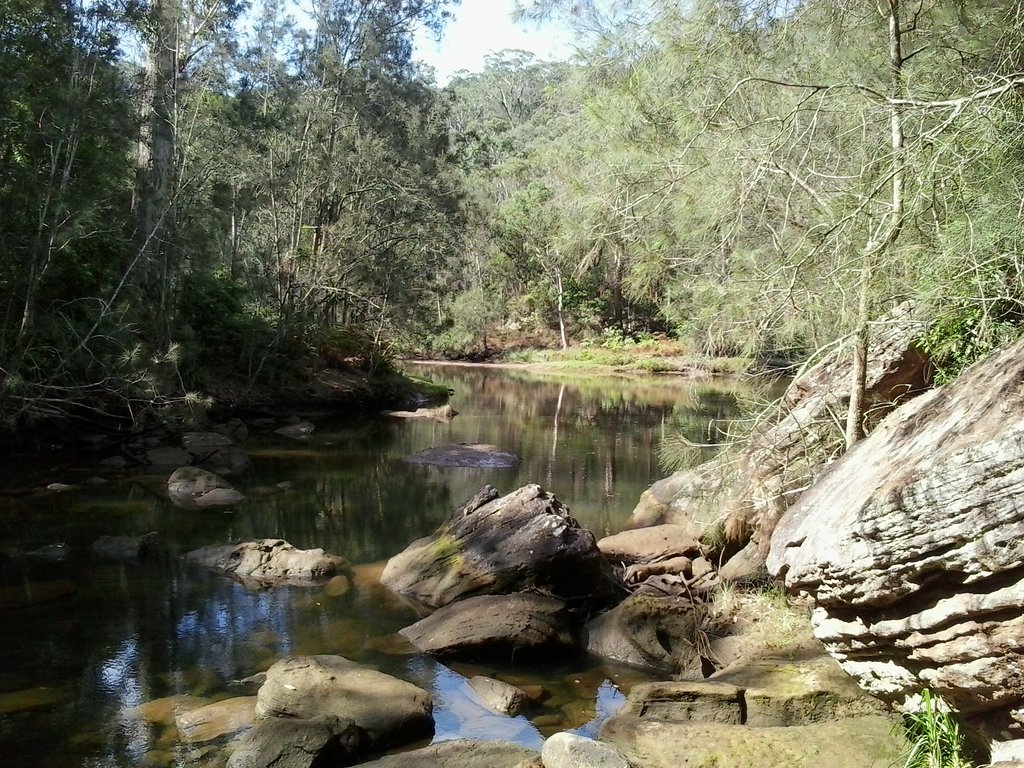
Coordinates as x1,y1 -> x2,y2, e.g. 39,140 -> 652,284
0,364 -> 749,767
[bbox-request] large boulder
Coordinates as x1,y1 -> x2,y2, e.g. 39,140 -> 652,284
632,302 -> 931,573
767,336 -> 1024,741
184,539 -> 346,586
399,593 -> 576,658
167,466 -> 245,509
381,484 -> 615,608
255,656 -> 433,748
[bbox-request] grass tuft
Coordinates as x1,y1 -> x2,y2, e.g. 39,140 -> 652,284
900,689 -> 972,768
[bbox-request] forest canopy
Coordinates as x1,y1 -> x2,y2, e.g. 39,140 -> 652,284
2,0 -> 1023,428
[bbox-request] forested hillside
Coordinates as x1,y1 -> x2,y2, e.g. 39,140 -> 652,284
3,0 -> 1023,430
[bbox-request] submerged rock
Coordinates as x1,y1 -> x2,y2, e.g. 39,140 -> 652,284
184,539 -> 346,586
399,593 -> 576,658
274,421 -> 315,439
404,443 -> 519,468
174,696 -> 256,744
768,335 -> 1024,741
92,532 -> 161,563
167,466 -> 244,509
381,484 -> 615,608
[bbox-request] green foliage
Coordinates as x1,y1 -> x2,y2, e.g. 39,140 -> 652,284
919,303 -> 1022,385
900,690 -> 973,768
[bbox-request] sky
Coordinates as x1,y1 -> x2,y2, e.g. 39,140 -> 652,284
413,0 -> 575,84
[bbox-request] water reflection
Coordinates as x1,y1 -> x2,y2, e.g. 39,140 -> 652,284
0,365 -> 750,766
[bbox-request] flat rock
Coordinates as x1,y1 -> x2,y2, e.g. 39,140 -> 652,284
381,484 -> 614,609
256,655 -> 433,748
399,593 -> 576,658
618,681 -> 744,724
184,539 -> 346,586
350,739 -> 538,767
598,525 -> 701,565
599,714 -> 907,768
175,696 -> 256,744
404,443 -> 519,468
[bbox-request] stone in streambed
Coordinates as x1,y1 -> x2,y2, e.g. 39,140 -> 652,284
399,593 -> 576,658
167,466 -> 244,509
174,696 -> 256,744
381,484 -> 615,609
184,539 -> 346,586
255,655 -> 433,748
92,532 -> 161,563
468,676 -> 528,716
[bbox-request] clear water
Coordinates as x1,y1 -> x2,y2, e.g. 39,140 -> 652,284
0,363 -> 748,766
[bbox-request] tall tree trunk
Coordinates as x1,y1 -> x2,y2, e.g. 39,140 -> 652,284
846,0 -> 907,449
135,0 -> 179,346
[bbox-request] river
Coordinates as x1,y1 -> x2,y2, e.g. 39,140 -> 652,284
0,363 -> 750,767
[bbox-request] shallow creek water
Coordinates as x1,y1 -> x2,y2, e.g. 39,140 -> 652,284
0,364 -> 748,767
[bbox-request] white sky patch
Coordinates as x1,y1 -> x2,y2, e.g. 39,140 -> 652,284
414,0 -> 575,84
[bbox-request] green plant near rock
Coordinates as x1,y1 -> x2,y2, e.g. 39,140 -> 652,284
900,690 -> 972,768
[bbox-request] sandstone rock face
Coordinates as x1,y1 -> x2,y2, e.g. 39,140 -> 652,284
632,302 -> 931,573
399,593 -> 576,658
255,656 -> 433,748
767,336 -> 1024,739
184,539 -> 345,586
167,466 -> 244,509
582,593 -> 703,675
381,484 -> 614,608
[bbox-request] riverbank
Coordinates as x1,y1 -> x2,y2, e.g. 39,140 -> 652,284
416,342 -> 778,380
